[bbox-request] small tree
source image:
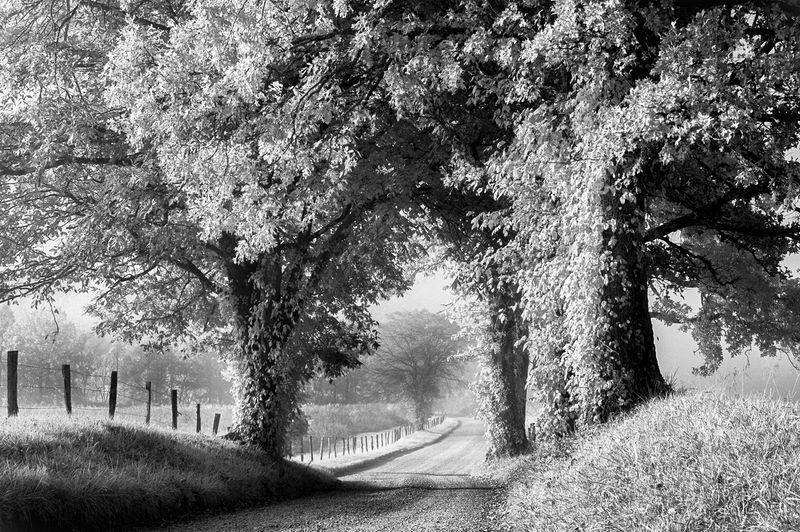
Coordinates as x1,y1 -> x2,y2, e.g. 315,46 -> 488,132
370,311 -> 462,425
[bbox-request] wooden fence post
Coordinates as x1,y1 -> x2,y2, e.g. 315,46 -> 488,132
170,389 -> 178,429
309,435 -> 313,462
145,382 -> 152,425
300,438 -> 304,462
334,437 -> 337,458
328,436 -> 331,459
371,435 -> 374,450
213,413 -> 221,435
7,351 -> 18,417
108,370 -> 118,419
61,364 -> 72,415
319,437 -> 324,461
196,403 -> 201,433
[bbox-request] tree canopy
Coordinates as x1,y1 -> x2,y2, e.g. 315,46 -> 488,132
3,0 -> 800,454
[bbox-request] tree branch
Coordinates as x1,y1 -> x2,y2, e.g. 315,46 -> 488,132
644,180 -> 769,242
79,0 -> 171,32
0,153 -> 145,176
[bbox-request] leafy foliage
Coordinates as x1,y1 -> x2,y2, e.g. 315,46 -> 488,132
4,0 -> 800,451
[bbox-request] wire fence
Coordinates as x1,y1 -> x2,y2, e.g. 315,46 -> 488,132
0,349 -> 442,451
287,414 -> 446,463
1,350 -> 232,436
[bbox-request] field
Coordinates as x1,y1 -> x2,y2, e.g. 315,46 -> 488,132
498,392 -> 800,531
1,403 -> 237,437
4,401 -> 412,441
304,402 -> 411,439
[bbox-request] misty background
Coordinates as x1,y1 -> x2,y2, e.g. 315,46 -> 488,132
4,269 -> 800,406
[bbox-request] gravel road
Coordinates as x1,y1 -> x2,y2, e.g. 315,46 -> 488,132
147,418 -> 499,532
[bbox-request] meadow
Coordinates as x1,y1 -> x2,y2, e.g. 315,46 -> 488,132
2,402 -> 237,437
304,402 -> 411,439
5,399 -> 411,440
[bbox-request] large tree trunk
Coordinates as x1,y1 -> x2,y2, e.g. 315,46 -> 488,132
224,257 -> 303,458
573,171 -> 666,425
480,291 -> 530,458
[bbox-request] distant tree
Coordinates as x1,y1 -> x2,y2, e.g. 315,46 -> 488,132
120,347 -> 234,404
370,311 -> 462,424
0,309 -> 100,403
0,305 -> 235,406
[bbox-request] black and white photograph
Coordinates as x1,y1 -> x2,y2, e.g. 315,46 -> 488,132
1,0 -> 800,530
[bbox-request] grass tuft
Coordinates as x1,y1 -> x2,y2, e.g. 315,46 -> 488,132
500,392 -> 800,531
0,416 -> 338,532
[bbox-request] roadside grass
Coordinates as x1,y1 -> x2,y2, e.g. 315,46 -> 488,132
500,392 -> 800,531
0,416 -> 338,532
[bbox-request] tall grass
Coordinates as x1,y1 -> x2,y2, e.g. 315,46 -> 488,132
0,416 -> 337,531
501,392 -> 800,531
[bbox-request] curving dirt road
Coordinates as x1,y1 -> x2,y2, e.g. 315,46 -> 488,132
147,418 -> 499,532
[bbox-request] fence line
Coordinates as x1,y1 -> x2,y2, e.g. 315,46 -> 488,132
288,413 -> 447,464
2,349 -> 444,454
2,349 -> 229,438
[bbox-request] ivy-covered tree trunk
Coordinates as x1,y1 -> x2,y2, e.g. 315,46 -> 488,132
481,293 -> 530,458
577,171 -> 667,424
224,257 -> 303,457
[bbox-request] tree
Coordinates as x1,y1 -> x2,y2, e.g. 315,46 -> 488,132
0,0 -> 436,455
306,0 -> 800,436
369,310 -> 462,424
477,1 -> 800,432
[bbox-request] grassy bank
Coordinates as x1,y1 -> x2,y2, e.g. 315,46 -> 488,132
499,393 -> 800,531
0,416 -> 338,532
